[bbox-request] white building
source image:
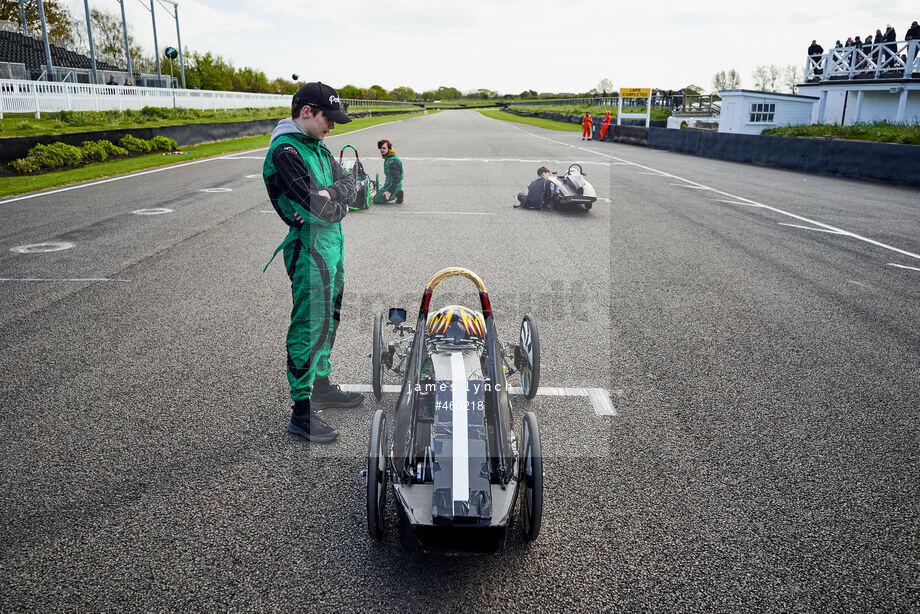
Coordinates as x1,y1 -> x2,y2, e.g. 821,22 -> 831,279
716,90 -> 818,134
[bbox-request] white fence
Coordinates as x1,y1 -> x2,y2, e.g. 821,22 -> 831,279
0,79 -> 423,118
0,79 -> 289,117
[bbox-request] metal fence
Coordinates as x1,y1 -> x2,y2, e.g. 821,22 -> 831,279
806,39 -> 920,81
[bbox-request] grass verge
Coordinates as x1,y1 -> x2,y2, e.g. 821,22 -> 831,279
477,109 -> 580,131
762,122 -> 920,144
0,110 -> 434,199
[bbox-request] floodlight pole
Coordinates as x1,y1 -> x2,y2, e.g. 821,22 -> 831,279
36,0 -> 54,81
83,0 -> 98,84
149,0 -> 161,79
117,0 -> 133,82
18,0 -> 27,36
172,2 -> 185,89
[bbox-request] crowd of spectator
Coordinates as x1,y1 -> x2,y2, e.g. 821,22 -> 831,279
807,20 -> 920,75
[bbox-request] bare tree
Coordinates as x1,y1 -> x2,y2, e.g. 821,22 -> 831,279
767,65 -> 781,91
727,69 -> 741,89
712,69 -> 741,92
752,65 -> 781,91
596,77 -> 614,95
783,64 -> 803,94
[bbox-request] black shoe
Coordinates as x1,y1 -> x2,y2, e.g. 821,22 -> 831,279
312,377 -> 365,409
395,190 -> 404,204
287,405 -> 339,443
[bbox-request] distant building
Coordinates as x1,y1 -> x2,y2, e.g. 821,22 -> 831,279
717,90 -> 818,134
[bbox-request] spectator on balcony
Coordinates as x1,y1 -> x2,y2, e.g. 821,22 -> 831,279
106,75 -> 116,86
906,21 -> 920,41
808,40 -> 823,56
123,77 -> 133,86
884,24 -> 897,58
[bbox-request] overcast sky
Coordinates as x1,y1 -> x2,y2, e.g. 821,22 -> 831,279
61,0 -> 918,94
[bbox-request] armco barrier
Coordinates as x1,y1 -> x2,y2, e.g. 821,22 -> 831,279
0,108 -> 420,164
603,125 -> 920,187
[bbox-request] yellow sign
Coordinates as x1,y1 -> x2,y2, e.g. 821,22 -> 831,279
620,88 -> 650,97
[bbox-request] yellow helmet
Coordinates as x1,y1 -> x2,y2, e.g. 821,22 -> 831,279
425,305 -> 486,344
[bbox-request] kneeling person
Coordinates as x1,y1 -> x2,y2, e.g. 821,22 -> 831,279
373,139 -> 404,204
515,166 -> 552,210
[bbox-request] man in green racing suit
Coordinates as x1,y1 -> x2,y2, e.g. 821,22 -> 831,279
373,138 -> 404,204
263,82 -> 364,443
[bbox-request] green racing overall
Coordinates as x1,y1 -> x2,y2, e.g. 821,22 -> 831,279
263,119 -> 356,402
373,149 -> 403,203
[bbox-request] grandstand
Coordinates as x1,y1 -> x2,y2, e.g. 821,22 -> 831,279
0,27 -> 121,82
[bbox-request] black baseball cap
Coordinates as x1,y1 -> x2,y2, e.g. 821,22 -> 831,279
293,81 -> 351,123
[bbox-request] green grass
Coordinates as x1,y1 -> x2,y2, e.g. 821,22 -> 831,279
0,110 -> 435,199
508,103 -> 672,121
477,109 -> 580,131
762,122 -> 920,145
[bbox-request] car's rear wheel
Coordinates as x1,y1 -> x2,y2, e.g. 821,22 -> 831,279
367,409 -> 387,540
520,314 -> 540,399
520,411 -> 543,541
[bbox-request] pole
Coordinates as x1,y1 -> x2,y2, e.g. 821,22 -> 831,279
150,0 -> 161,81
18,0 -> 27,36
173,3 -> 185,89
36,0 -> 54,81
118,0 -> 133,84
83,0 -> 98,84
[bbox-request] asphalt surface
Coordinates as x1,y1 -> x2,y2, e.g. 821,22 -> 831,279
0,110 -> 917,612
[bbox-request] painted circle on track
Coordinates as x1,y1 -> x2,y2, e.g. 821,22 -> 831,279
201,187 -> 233,193
10,242 -> 75,254
132,208 -> 173,215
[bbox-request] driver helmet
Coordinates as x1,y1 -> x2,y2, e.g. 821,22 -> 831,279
426,305 -> 486,345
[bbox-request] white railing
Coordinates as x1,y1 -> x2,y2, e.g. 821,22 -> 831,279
806,39 -> 919,81
0,79 -> 289,118
0,79 -> 425,117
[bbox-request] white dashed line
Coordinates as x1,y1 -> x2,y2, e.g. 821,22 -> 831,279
132,208 -> 173,215
670,183 -> 710,190
778,223 -> 846,235
201,188 -> 232,193
887,263 -> 920,272
10,242 -> 74,253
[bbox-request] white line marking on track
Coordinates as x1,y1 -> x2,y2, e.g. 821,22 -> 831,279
339,384 -> 617,416
712,199 -> 766,208
670,183 -> 710,190
132,208 -> 173,215
220,156 -> 264,160
637,171 -> 668,176
887,263 -> 920,272
10,242 -> 74,253
374,211 -> 495,216
398,157 -> 609,166
778,223 -> 846,235
201,187 -> 232,193
0,277 -> 130,283
0,146 -> 269,205
522,130 -> 920,264
246,174 -> 262,179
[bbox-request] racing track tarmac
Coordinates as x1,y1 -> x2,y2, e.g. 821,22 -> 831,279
0,110 -> 918,612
